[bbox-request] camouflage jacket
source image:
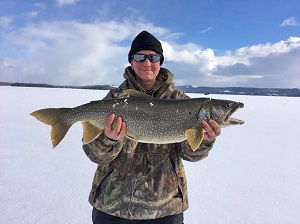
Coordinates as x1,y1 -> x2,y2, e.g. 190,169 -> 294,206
82,66 -> 215,220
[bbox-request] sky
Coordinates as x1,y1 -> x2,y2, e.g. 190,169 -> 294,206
0,0 -> 300,88
1,86 -> 300,223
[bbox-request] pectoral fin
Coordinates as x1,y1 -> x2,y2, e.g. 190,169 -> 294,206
82,121 -> 103,144
185,128 -> 205,151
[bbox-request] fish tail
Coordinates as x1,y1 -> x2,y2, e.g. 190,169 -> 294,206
30,108 -> 72,148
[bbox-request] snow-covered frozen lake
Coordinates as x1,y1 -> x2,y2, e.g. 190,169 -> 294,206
1,86 -> 299,224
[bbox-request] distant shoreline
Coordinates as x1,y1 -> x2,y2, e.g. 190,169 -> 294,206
1,82 -> 299,97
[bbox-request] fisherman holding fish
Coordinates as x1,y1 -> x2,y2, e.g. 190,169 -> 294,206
31,30 -> 245,223
83,31 -> 221,224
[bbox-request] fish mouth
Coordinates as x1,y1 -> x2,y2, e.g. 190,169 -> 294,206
226,117 -> 245,125
224,102 -> 245,125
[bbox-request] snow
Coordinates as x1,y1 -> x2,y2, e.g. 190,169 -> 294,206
1,86 -> 300,224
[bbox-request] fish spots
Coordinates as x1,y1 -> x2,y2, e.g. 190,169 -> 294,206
135,106 -> 139,111
124,99 -> 129,104
149,102 -> 154,107
112,103 -> 120,108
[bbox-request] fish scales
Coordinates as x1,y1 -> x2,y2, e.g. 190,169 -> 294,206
109,97 -> 205,143
64,97 -> 202,143
30,89 -> 244,150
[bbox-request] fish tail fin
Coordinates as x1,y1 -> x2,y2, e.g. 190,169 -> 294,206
82,121 -> 103,144
30,108 -> 72,148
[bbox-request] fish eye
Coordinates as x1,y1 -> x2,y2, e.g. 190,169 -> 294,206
225,103 -> 231,108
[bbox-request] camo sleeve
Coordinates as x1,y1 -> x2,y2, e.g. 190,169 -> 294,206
82,132 -> 123,165
179,139 -> 216,162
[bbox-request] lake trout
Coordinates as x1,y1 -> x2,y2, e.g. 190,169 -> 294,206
30,89 -> 244,150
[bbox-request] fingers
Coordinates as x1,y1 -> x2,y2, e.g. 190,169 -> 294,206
105,114 -> 116,130
104,114 -> 126,141
208,120 -> 221,136
202,119 -> 221,140
119,120 -> 127,139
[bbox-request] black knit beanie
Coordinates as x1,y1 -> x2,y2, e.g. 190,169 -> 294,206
128,31 -> 164,65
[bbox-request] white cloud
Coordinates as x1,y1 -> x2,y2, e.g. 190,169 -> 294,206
55,0 -> 79,7
0,16 -> 14,29
163,37 -> 300,87
209,38 -> 300,87
1,19 -> 300,88
200,27 -> 215,34
26,11 -> 39,18
280,17 -> 298,27
34,3 -> 47,10
163,41 -> 212,64
0,20 -> 170,86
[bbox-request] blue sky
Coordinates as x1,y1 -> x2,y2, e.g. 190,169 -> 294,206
0,0 -> 299,88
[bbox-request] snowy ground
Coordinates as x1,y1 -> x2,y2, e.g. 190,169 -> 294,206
1,86 -> 299,224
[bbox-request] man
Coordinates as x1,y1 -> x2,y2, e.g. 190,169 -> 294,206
83,31 -> 221,224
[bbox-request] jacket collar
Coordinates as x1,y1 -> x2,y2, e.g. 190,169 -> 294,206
123,66 -> 174,96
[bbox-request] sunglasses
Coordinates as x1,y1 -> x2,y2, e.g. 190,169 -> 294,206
132,53 -> 161,63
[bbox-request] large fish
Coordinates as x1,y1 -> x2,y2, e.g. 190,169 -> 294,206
30,89 -> 244,150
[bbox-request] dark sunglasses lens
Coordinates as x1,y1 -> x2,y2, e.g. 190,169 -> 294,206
133,54 -> 146,62
149,55 -> 161,63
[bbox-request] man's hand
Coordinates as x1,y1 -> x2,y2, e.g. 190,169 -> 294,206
202,119 -> 221,142
104,114 -> 126,141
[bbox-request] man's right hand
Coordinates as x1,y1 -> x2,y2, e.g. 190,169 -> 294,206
104,114 -> 126,141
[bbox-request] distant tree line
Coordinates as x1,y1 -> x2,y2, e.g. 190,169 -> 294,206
1,82 -> 299,96
9,82 -> 113,90
11,82 -> 54,88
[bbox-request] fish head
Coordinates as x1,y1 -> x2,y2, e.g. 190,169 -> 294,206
209,99 -> 244,127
